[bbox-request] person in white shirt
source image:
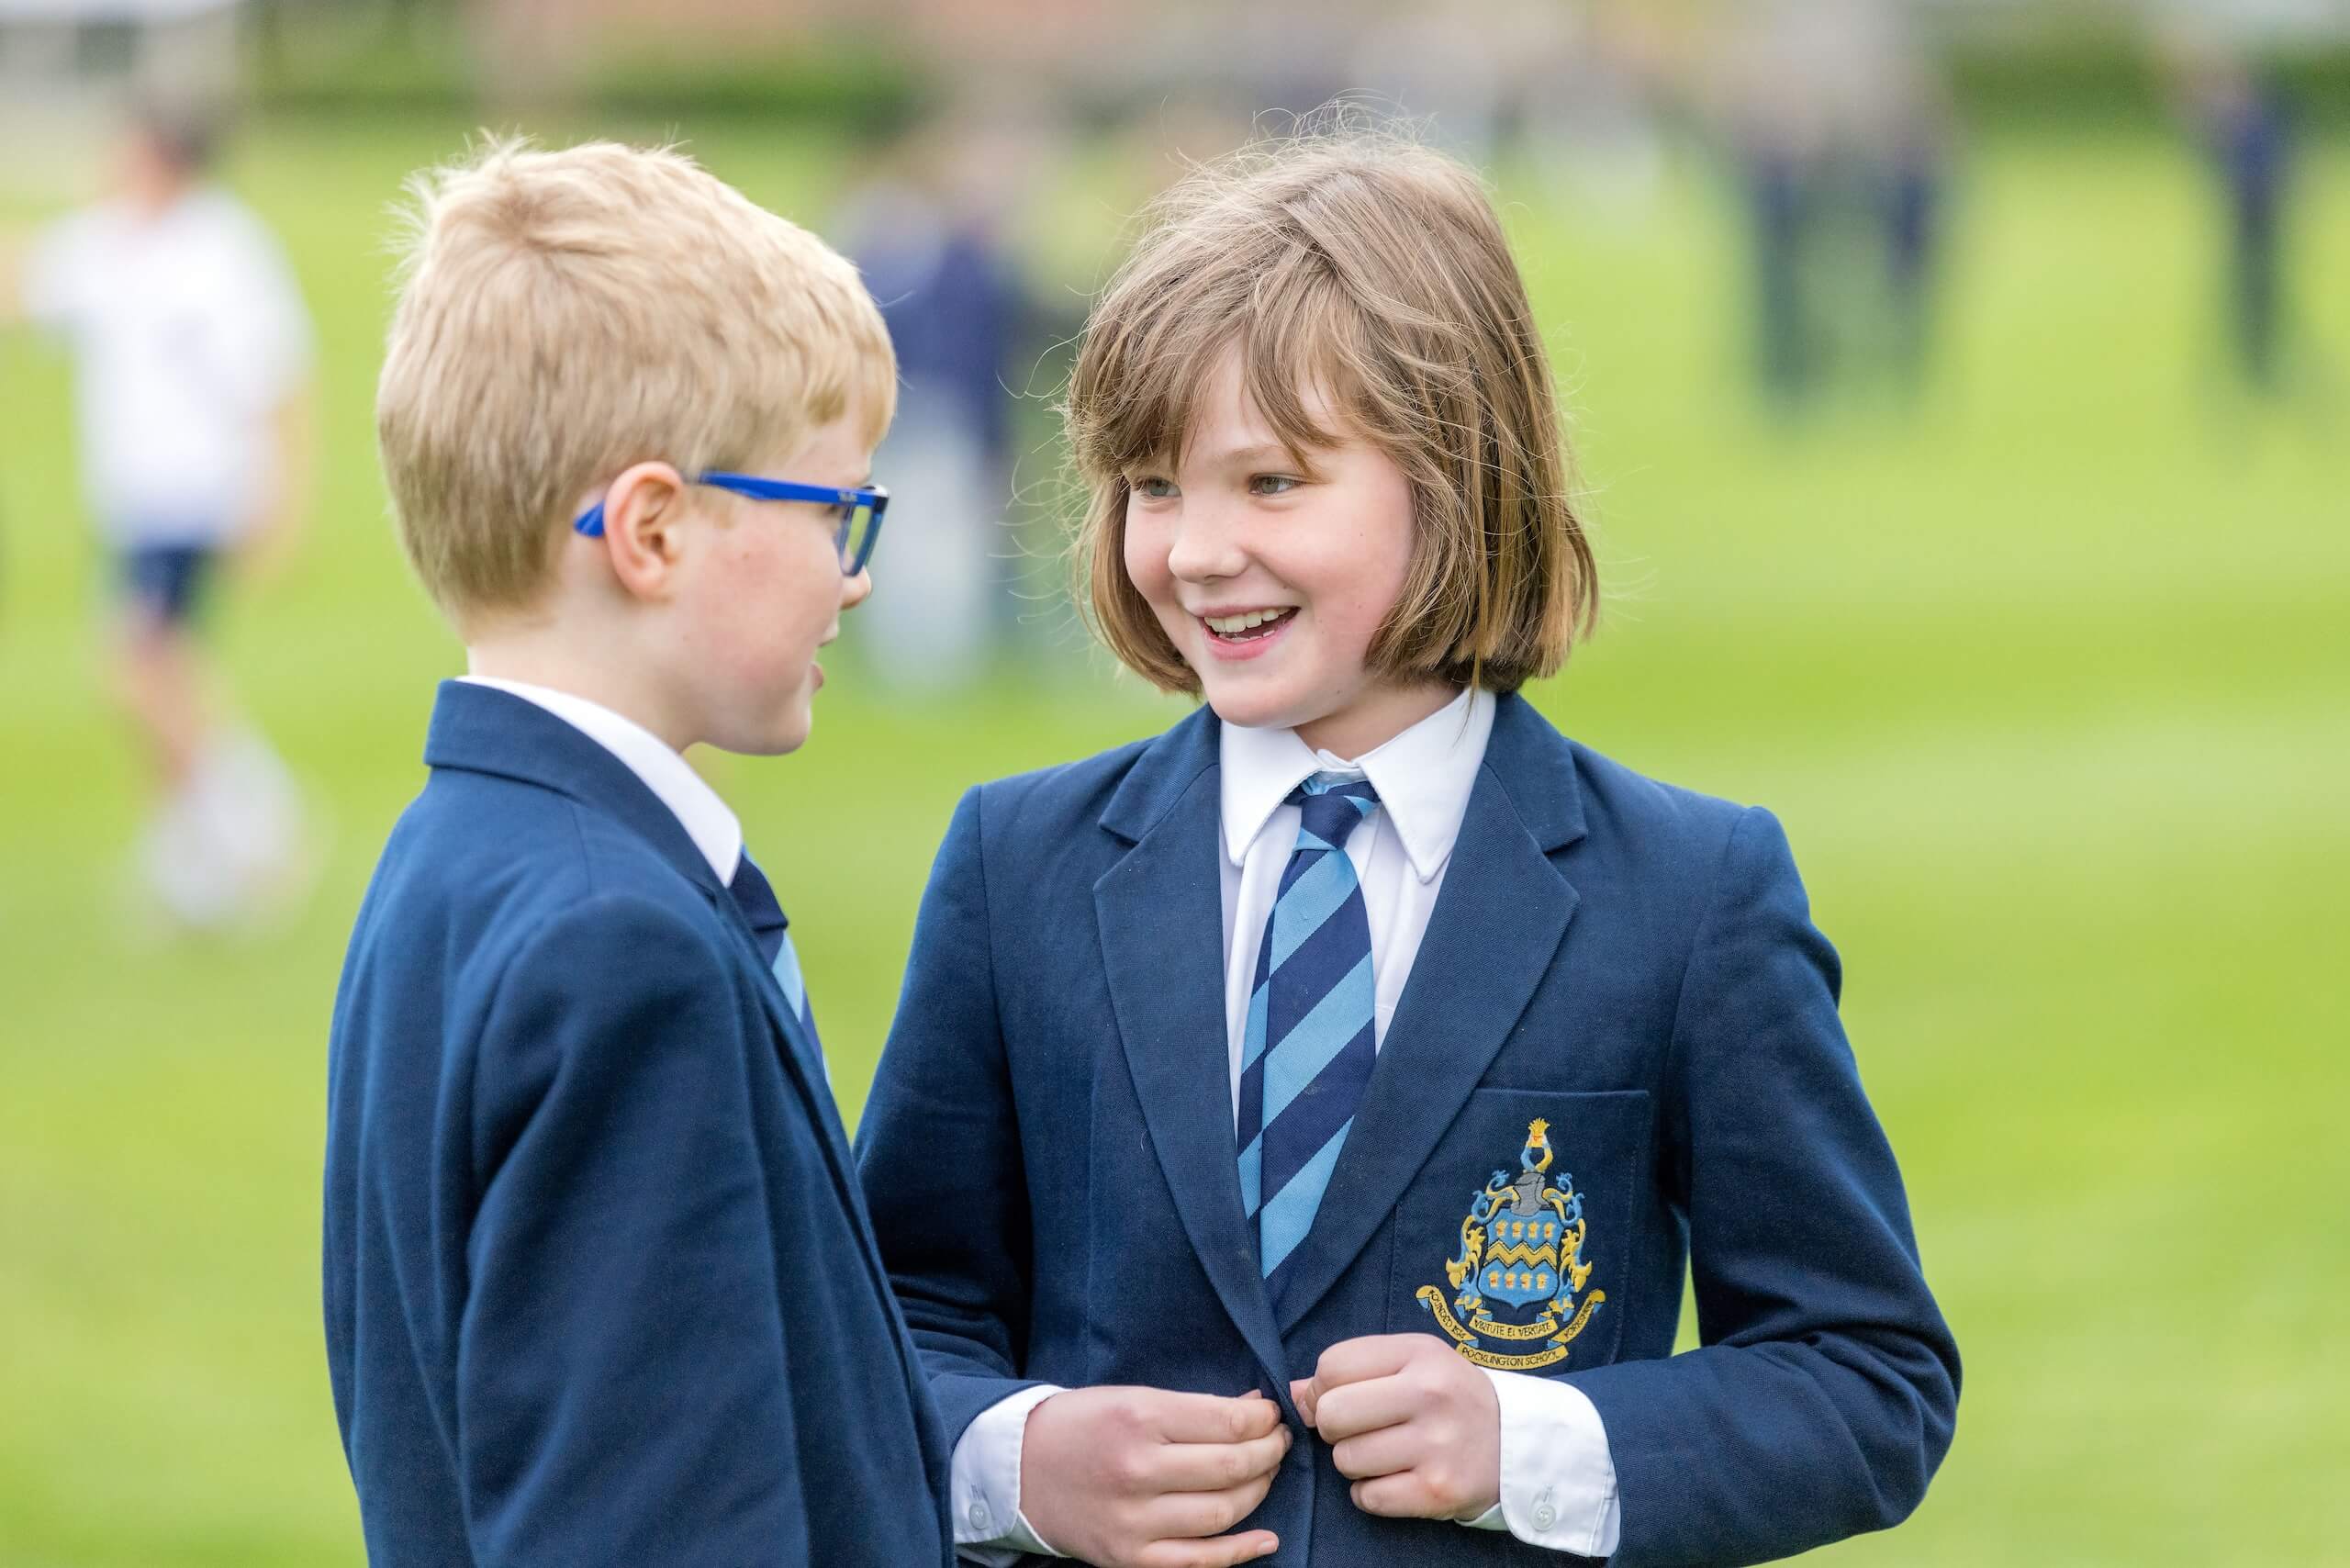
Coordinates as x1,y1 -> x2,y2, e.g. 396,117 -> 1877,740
3,103 -> 317,929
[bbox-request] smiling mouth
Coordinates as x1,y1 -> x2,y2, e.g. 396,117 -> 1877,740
1200,607 -> 1297,644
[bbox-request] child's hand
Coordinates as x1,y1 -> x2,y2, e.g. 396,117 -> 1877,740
1020,1384 -> 1290,1568
1291,1334 -> 1501,1523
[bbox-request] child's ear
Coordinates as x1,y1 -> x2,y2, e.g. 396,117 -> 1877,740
597,461 -> 690,601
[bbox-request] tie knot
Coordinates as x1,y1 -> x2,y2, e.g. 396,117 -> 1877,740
728,853 -> 790,967
1290,773 -> 1380,851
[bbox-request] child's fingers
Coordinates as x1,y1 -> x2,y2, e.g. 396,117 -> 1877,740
1308,1332 -> 1421,1395
1136,1471 -> 1282,1556
1328,1422 -> 1419,1482
1308,1373 -> 1416,1443
1151,1387 -> 1284,1445
1348,1470 -> 1444,1520
1138,1528 -> 1280,1568
1153,1425 -> 1292,1494
1288,1376 -> 1318,1426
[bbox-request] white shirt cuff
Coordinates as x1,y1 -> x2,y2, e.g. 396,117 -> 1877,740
1461,1368 -> 1622,1556
951,1383 -> 1067,1560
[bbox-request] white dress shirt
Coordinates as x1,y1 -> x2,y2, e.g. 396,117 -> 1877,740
954,689 -> 1622,1560
456,678 -> 743,883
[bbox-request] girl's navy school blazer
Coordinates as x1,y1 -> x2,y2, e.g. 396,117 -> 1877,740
859,690 -> 1959,1567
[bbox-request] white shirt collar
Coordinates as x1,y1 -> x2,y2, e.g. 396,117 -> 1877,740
458,677 -> 744,883
1218,687 -> 1494,882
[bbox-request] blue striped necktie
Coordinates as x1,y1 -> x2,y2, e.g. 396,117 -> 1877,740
1236,773 -> 1381,1303
728,853 -> 820,1050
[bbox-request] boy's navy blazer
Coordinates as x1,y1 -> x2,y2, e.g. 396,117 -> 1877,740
859,692 -> 1959,1568
324,680 -> 953,1568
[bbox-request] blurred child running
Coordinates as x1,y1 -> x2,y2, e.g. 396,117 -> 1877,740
3,102 -> 317,932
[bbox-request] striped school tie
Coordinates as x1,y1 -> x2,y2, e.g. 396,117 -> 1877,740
728,853 -> 821,1050
1236,773 -> 1381,1302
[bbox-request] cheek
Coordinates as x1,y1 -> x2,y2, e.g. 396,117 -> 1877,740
1362,526 -> 1417,628
1362,468 -> 1420,596
1122,514 -> 1176,609
680,564 -> 757,677
693,535 -> 829,673
1311,498 -> 1416,651
772,553 -> 843,662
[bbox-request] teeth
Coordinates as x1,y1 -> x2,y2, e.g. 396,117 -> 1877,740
1205,609 -> 1292,635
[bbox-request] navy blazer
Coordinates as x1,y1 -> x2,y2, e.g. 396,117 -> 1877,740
324,681 -> 953,1568
858,693 -> 1957,1567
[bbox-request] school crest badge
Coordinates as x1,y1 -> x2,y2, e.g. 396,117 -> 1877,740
1415,1118 -> 1606,1371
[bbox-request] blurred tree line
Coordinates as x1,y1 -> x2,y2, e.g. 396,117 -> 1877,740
238,0 -> 2350,130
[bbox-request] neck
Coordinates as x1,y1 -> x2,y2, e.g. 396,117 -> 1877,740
465,635 -> 693,755
1292,680 -> 1462,762
129,178 -> 194,218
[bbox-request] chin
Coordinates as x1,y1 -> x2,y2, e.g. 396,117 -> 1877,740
716,708 -> 811,758
764,715 -> 813,756
1197,679 -> 1311,734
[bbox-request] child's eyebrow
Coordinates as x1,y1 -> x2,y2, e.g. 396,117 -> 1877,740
1200,442 -> 1299,467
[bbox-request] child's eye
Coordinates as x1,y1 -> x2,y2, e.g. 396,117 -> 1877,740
1249,475 -> 1301,497
1132,476 -> 1179,500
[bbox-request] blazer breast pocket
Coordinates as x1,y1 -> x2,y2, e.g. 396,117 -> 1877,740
1386,1087 -> 1650,1374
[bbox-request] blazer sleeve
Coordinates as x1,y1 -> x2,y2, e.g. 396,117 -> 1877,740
456,894 -> 809,1567
1568,807 -> 1961,1568
856,786 -> 1046,1444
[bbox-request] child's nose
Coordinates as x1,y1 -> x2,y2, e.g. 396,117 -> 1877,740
1165,501 -> 1248,582
838,567 -> 873,610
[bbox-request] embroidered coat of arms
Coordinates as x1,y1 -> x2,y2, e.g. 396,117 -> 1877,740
1415,1118 -> 1606,1371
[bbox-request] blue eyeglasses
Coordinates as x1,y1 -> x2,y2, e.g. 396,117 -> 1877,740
573,470 -> 889,576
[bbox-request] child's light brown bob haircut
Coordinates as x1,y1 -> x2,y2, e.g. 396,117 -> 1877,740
1066,129 -> 1596,696
377,137 -> 894,621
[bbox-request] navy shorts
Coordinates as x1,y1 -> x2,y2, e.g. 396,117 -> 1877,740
118,543 -> 219,627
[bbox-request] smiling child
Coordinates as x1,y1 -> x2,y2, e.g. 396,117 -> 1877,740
858,129 -> 1958,1568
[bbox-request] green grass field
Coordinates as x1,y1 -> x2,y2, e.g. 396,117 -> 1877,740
2,112 -> 2345,1565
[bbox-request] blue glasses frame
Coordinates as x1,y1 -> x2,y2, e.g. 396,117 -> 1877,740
573,471 -> 889,576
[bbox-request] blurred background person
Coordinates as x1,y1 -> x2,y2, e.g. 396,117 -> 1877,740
1347,0 -> 1512,163
2166,42 -> 2303,397
839,109 -> 1030,691
1517,0 -> 1672,223
1711,0 -> 1953,413
2,99 -> 317,933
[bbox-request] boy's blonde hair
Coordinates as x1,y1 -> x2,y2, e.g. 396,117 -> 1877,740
377,137 -> 894,619
1066,131 -> 1596,695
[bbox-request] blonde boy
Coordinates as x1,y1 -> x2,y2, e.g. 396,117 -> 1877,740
323,140 -> 953,1568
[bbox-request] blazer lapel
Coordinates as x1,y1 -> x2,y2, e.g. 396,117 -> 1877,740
1271,694 -> 1586,1333
427,683 -> 853,1149
716,898 -> 846,1141
421,679 -> 723,900
1093,711 -> 1292,1387
724,887 -> 942,1451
